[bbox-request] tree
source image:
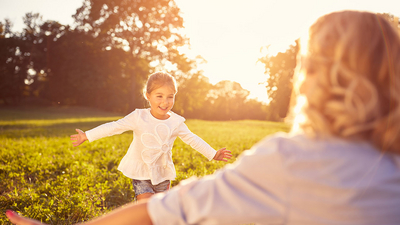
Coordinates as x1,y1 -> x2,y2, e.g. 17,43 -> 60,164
202,80 -> 250,120
72,0 -> 187,66
0,18 -> 35,105
35,24 -> 150,112
258,41 -> 299,121
0,0 -> 270,120
173,71 -> 212,118
0,0 -> 194,112
61,0 -> 193,112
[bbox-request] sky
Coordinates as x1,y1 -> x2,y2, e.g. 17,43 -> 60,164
1,0 -> 400,103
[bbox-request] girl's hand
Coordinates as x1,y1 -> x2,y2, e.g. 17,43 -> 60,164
70,129 -> 88,147
6,210 -> 46,225
213,148 -> 232,162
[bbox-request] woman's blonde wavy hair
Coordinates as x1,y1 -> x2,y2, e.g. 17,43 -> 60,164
292,11 -> 400,153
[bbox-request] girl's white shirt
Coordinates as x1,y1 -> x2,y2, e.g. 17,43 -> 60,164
85,108 -> 217,185
148,132 -> 400,225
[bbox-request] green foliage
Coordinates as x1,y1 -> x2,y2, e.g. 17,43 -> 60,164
0,18 -> 33,105
258,41 -> 299,121
0,107 -> 290,224
173,71 -> 212,117
201,80 -> 269,120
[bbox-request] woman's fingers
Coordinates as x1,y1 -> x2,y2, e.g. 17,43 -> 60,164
6,210 -> 45,225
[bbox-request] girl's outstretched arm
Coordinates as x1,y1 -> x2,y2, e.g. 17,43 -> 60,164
213,148 -> 232,162
70,129 -> 88,147
6,201 -> 153,225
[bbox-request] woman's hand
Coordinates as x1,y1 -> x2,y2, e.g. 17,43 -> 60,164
213,148 -> 232,162
6,200 -> 153,225
70,129 -> 88,147
6,210 -> 46,225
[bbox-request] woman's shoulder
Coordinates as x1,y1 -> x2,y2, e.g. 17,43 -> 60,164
249,132 -> 377,158
251,133 -> 392,178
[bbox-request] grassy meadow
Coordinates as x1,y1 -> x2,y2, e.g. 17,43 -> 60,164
0,106 -> 290,224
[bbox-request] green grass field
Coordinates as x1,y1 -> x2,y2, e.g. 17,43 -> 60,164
0,106 -> 290,224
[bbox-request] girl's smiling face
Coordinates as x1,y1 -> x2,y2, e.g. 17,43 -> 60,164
146,84 -> 176,120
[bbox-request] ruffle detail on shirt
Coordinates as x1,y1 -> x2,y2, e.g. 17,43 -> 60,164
117,159 -> 151,179
168,111 -> 186,131
118,159 -> 177,185
148,164 -> 176,185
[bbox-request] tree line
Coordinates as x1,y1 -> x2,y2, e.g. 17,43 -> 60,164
2,0 -> 397,121
0,0 -> 272,121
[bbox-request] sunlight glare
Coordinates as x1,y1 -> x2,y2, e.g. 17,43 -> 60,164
294,95 -> 307,115
291,95 -> 307,133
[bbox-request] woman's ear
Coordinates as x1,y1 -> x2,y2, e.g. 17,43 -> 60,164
146,92 -> 150,101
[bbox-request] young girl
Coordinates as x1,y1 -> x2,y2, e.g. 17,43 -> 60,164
70,71 -> 232,201
7,10 -> 400,225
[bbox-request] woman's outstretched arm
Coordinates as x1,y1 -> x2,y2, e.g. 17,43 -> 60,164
6,200 -> 153,225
